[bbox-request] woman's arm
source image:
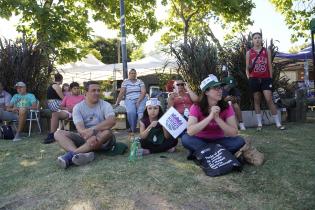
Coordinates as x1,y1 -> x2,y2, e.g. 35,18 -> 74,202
136,85 -> 146,106
187,115 -> 213,136
186,85 -> 199,102
245,51 -> 250,79
267,49 -> 273,78
52,84 -> 64,99
167,93 -> 176,108
162,126 -> 171,139
214,115 -> 238,137
139,120 -> 158,139
115,87 -> 126,106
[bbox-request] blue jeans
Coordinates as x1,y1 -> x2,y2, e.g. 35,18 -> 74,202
181,134 -> 245,154
124,97 -> 147,132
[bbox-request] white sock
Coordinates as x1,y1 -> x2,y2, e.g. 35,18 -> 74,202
256,114 -> 262,126
273,114 -> 281,127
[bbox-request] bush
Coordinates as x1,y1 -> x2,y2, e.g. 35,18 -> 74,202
170,36 -> 218,94
0,37 -> 53,101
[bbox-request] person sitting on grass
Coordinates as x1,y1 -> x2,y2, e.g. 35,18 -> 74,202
43,82 -> 85,144
54,81 -> 116,169
222,75 -> 246,131
3,82 -> 37,141
181,74 -> 245,160
138,98 -> 178,155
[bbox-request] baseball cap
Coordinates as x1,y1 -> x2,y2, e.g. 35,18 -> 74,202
199,74 -> 225,92
222,76 -> 236,88
15,81 -> 26,87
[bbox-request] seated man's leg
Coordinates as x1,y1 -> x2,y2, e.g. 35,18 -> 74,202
13,108 -> 28,141
70,130 -> 113,166
54,130 -> 89,168
44,111 -> 68,144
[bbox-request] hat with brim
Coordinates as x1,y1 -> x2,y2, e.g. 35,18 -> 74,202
200,74 -> 225,92
223,76 -> 236,88
15,81 -> 26,87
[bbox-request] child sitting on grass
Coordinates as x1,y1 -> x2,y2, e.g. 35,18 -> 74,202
139,98 -> 178,155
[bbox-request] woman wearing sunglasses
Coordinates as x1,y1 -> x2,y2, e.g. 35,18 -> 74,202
167,80 -> 198,119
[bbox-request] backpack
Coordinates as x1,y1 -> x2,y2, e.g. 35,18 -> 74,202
194,144 -> 242,177
0,125 -> 15,140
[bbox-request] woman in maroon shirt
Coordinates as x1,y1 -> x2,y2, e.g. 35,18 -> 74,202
246,32 -> 285,131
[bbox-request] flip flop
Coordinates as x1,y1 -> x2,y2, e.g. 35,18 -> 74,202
277,125 -> 286,130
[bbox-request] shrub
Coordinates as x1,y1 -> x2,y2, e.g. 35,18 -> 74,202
0,37 -> 53,101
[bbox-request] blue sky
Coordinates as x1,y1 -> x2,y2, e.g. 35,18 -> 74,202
0,0 -> 306,53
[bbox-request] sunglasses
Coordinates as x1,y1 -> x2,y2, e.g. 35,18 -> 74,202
176,83 -> 185,86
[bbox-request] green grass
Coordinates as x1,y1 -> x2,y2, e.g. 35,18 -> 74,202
0,122 -> 315,210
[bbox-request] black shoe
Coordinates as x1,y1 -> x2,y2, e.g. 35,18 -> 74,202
43,133 -> 55,144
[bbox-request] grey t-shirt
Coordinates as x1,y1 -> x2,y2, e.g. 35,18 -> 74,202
72,100 -> 115,128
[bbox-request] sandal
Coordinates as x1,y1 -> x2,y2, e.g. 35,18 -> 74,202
256,126 -> 262,131
277,125 -> 286,130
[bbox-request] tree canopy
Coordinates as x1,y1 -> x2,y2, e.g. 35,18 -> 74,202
161,0 -> 255,46
0,0 -> 160,63
269,0 -> 315,42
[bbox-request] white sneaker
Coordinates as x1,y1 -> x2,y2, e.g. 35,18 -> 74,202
13,134 -> 22,142
239,123 -> 246,131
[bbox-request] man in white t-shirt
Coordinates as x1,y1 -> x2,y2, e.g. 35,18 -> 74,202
54,81 -> 116,169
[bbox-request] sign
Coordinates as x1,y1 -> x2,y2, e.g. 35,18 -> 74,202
158,107 -> 187,138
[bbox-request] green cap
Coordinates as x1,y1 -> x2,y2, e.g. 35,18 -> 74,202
223,76 -> 236,88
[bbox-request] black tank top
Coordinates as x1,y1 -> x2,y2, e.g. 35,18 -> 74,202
47,83 -> 62,100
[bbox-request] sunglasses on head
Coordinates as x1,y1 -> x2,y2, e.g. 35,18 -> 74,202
176,83 -> 185,86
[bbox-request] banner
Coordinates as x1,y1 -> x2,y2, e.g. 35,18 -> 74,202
158,107 -> 187,138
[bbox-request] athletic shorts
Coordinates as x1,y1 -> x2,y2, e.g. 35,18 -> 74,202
65,131 -> 116,151
249,78 -> 273,93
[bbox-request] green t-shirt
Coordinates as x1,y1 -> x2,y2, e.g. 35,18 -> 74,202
10,93 -> 36,108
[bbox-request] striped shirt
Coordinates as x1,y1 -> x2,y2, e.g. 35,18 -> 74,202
122,79 -> 145,100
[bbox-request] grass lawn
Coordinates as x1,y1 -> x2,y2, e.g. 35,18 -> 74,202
0,121 -> 314,210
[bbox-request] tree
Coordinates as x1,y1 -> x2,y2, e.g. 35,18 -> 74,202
91,37 -> 144,64
269,0 -> 315,42
0,0 -> 160,63
161,0 -> 255,46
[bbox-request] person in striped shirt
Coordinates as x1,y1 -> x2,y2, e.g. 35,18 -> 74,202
115,69 -> 147,136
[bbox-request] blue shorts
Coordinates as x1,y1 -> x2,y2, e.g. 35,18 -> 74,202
249,78 -> 273,93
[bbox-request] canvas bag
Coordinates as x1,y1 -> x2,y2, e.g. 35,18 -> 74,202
0,125 -> 14,140
194,144 -> 242,177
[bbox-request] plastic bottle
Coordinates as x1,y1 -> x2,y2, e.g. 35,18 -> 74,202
128,136 -> 138,161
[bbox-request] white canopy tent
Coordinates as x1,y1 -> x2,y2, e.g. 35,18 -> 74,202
57,53 -> 178,84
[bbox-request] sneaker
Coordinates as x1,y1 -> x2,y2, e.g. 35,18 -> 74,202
72,152 -> 95,166
57,151 -> 74,169
239,123 -> 246,131
13,134 -> 22,142
276,125 -> 286,130
43,133 -> 55,144
256,126 -> 262,131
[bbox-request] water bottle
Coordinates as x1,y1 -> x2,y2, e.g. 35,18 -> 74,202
128,136 -> 140,161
